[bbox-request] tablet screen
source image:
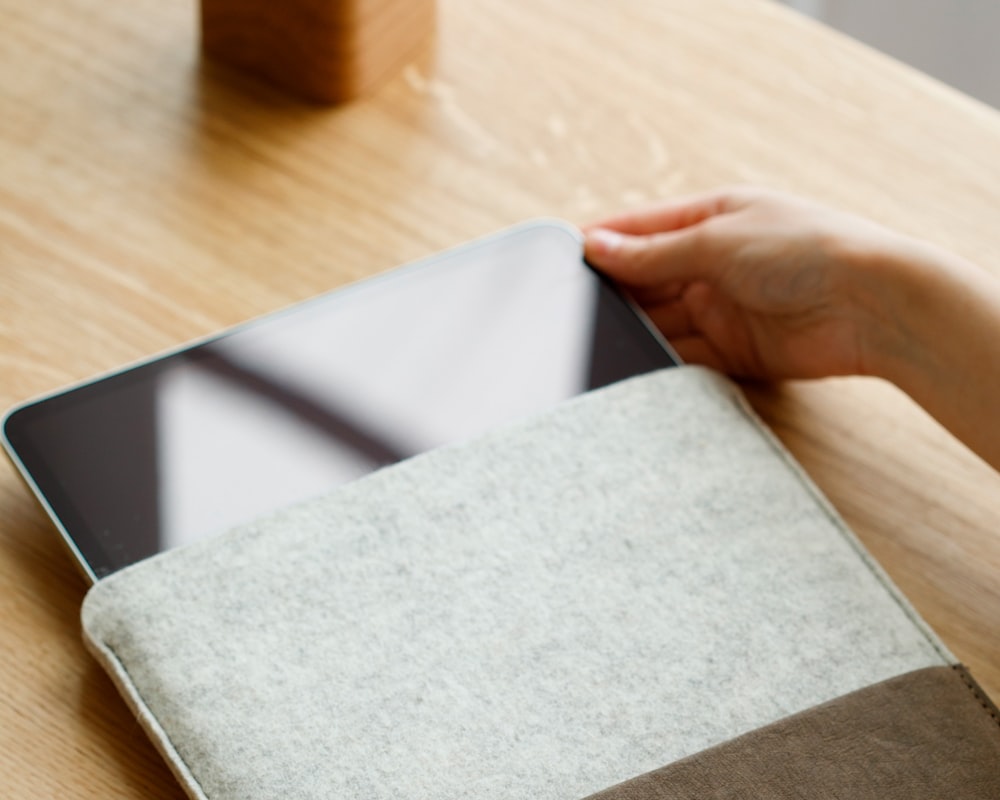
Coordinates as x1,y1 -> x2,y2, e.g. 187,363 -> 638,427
4,222 -> 678,579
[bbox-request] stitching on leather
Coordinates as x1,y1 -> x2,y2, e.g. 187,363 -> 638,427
953,664 -> 1000,732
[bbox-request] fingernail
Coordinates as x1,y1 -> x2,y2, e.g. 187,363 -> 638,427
586,228 -> 625,257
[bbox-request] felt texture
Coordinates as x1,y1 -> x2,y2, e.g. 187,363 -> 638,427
583,665 -> 1000,799
82,367 -> 951,800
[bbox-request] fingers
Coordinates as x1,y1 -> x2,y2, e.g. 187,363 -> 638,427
637,282 -> 727,345
583,190 -> 753,288
584,226 -> 711,289
669,336 -> 730,373
641,297 -> 692,340
582,186 -> 749,236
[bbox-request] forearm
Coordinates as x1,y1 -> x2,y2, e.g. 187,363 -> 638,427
858,239 -> 1000,470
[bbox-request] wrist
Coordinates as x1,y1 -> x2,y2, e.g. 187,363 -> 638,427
834,233 -> 956,385
841,233 -> 1000,468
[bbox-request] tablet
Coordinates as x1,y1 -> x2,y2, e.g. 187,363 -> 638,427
3,220 -> 679,582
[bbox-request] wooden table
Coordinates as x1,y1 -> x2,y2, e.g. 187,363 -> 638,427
2,0 -> 999,795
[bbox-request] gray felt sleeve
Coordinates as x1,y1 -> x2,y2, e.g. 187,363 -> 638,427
81,366 -> 951,800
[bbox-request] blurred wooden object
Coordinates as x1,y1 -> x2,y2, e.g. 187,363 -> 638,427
2,0 -> 1000,797
200,0 -> 435,102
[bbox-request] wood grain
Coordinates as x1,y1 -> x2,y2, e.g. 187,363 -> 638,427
1,0 -> 999,796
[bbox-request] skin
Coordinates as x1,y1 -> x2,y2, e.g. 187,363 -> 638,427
583,186 -> 1000,471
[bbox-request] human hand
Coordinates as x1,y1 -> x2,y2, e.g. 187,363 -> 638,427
585,185 -> 1000,469
583,186 -> 916,381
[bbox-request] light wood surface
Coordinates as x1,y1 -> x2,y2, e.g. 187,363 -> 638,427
2,0 -> 999,795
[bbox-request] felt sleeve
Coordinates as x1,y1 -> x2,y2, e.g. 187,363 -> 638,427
82,366 -> 959,800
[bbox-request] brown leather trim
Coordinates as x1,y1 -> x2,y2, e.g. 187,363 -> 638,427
954,663 -> 1000,730
584,666 -> 1000,800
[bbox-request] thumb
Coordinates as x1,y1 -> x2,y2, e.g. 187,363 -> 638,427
584,227 -> 711,289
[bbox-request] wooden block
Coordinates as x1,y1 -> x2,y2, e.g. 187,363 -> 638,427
200,0 -> 435,104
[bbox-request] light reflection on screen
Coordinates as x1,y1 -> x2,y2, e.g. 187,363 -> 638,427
156,230 -> 595,549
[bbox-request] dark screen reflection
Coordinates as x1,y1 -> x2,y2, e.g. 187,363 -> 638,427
6,224 -> 677,577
